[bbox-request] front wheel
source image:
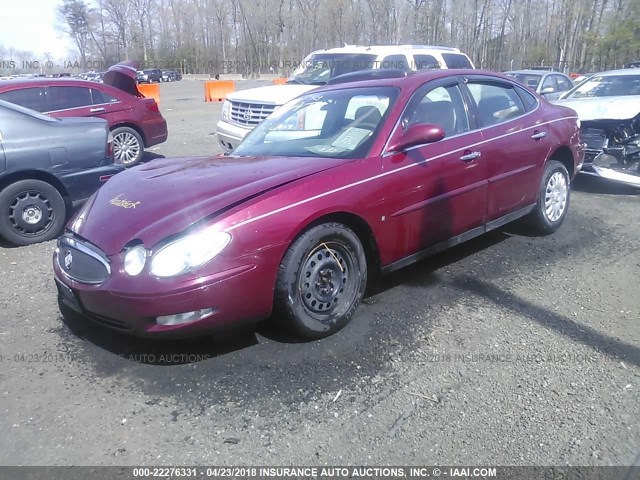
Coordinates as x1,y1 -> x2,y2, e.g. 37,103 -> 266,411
274,223 -> 367,339
525,160 -> 570,234
112,126 -> 144,167
0,179 -> 66,246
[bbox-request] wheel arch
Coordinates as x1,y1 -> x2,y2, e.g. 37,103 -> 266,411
111,123 -> 147,147
0,170 -> 70,200
549,146 -> 574,178
290,211 -> 382,276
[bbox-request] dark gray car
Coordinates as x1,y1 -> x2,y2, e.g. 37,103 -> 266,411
0,99 -> 123,246
505,70 -> 574,100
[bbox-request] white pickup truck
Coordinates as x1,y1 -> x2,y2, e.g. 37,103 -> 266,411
216,44 -> 474,152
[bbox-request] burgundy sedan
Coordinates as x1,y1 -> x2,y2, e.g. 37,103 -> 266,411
0,64 -> 167,167
53,70 -> 583,339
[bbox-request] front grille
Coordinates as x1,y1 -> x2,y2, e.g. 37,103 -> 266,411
57,236 -> 110,285
582,128 -> 607,152
230,101 -> 277,126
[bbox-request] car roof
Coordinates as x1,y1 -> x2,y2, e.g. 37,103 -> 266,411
306,44 -> 463,56
506,70 -> 551,75
0,78 -> 98,87
309,68 -> 508,93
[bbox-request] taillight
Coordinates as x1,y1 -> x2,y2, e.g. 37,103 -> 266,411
107,131 -> 115,159
145,100 -> 160,113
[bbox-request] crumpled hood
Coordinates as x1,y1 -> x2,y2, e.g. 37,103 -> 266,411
70,155 -> 351,255
553,96 -> 640,121
226,84 -> 316,105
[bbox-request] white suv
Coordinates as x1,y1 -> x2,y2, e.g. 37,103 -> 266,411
216,45 -> 474,151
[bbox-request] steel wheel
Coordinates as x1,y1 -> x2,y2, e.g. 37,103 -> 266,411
298,241 -> 358,320
275,223 -> 368,339
0,179 -> 66,246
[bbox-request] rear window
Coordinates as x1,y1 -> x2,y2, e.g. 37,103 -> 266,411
442,53 -> 473,69
0,88 -> 46,112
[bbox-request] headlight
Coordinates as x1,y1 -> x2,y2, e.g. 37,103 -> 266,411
150,229 -> 231,278
124,245 -> 147,276
221,100 -> 231,120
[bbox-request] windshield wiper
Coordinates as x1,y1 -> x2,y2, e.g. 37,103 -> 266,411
307,81 -> 327,85
286,79 -> 305,85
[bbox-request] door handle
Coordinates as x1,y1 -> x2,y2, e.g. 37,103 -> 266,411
460,151 -> 481,162
531,131 -> 547,140
89,107 -> 105,113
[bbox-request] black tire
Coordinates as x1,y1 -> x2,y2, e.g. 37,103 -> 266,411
112,126 -> 144,167
525,160 -> 570,234
0,179 -> 66,246
274,223 -> 367,339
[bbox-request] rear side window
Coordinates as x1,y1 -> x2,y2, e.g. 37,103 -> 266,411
380,55 -> 407,70
514,85 -> 539,111
0,88 -> 46,112
47,86 -> 93,111
413,54 -> 440,70
91,89 -> 118,104
442,53 -> 473,69
467,82 -> 527,126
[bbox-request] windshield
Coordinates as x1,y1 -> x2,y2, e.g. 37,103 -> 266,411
508,73 -> 541,89
567,74 -> 640,98
288,53 -> 378,85
232,86 -> 398,159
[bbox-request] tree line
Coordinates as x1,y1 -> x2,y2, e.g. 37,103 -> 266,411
32,0 -> 640,75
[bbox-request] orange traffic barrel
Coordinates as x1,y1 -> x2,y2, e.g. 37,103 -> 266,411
273,77 -> 288,85
205,80 -> 235,102
137,83 -> 160,105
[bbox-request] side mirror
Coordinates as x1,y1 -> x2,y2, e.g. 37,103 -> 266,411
388,123 -> 445,153
541,86 -> 555,95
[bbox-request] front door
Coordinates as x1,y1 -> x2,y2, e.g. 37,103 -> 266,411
379,79 -> 487,265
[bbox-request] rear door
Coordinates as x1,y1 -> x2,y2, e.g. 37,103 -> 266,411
463,77 -> 549,222
45,85 -> 114,125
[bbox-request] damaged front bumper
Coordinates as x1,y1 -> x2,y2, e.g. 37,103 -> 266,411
580,116 -> 640,187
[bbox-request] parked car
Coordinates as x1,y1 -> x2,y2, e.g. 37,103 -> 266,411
0,64 -> 168,167
162,70 -> 181,82
505,70 -> 574,100
553,69 -> 640,187
54,69 -> 582,339
216,44 -> 475,151
136,69 -> 162,83
0,99 -> 122,246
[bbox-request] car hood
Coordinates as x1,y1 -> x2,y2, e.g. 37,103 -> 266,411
71,155 -> 352,255
226,84 -> 316,105
553,96 -> 640,121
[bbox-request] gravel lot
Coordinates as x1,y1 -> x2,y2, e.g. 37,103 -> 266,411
0,80 -> 638,467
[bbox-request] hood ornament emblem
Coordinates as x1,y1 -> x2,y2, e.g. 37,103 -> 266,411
64,250 -> 73,270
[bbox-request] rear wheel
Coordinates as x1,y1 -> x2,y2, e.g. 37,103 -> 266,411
112,126 -> 144,167
0,179 -> 66,246
274,223 -> 367,339
525,160 -> 570,234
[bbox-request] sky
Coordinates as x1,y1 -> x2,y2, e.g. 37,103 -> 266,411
0,0 -> 77,59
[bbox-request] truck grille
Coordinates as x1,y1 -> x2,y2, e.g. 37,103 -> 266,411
582,128 -> 607,152
230,101 -> 277,126
56,235 -> 110,285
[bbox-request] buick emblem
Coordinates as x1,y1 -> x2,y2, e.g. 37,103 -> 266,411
64,250 -> 73,270
243,108 -> 253,121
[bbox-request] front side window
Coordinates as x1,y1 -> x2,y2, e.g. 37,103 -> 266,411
0,88 -> 46,112
556,75 -> 573,91
402,84 -> 469,137
467,82 -> 527,127
567,75 -> 640,98
380,55 -> 407,70
47,86 -> 93,111
233,86 -> 398,159
542,75 -> 558,91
